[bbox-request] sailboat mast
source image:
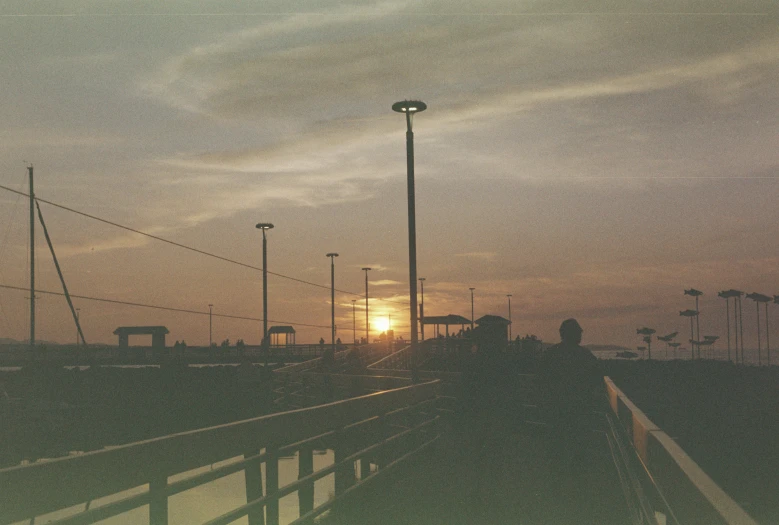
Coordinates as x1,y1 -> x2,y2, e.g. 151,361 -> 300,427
28,165 -> 35,350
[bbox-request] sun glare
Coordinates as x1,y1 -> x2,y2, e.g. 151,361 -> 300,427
373,316 -> 391,333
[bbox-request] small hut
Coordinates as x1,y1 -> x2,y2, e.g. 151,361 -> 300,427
268,325 -> 296,347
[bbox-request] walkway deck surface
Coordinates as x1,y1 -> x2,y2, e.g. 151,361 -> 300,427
330,408 -> 630,525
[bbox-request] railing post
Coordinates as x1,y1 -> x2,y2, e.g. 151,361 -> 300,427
298,445 -> 315,515
149,472 -> 168,525
334,429 -> 357,496
244,450 -> 265,525
266,444 -> 280,525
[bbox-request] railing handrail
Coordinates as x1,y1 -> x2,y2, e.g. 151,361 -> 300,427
0,379 -> 440,523
367,344 -> 412,369
604,376 -> 757,525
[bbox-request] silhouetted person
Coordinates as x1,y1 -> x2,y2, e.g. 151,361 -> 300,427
539,319 -> 605,522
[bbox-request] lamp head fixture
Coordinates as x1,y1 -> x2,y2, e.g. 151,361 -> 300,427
392,100 -> 427,114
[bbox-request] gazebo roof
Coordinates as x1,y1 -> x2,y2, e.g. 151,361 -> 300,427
268,325 -> 296,334
422,314 -> 471,325
476,315 -> 511,326
113,326 -> 169,336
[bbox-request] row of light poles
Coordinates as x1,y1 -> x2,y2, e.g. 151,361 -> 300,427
238,101 -> 513,357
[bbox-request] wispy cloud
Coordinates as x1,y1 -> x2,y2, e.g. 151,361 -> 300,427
454,252 -> 497,261
370,279 -> 402,286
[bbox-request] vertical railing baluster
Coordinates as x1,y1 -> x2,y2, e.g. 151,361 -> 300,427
149,472 -> 168,525
334,428 -> 356,496
359,454 -> 371,481
298,445 -> 315,516
244,450 -> 265,525
266,444 -> 280,525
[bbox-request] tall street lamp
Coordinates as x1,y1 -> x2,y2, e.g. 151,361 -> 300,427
257,223 -> 274,365
362,267 -> 372,344
393,99 -> 426,353
208,303 -> 213,347
419,277 -> 426,341
327,253 -> 339,353
507,294 -> 512,342
469,287 -> 475,331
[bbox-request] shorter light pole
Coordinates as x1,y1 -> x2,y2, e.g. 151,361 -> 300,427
256,223 -> 274,366
419,277 -> 426,341
327,253 -> 339,353
208,304 -> 213,347
362,267 -> 371,344
507,294 -> 512,342
469,287 -> 475,331
351,299 -> 357,345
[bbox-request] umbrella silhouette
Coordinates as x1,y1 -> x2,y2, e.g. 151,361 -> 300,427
669,341 -> 682,358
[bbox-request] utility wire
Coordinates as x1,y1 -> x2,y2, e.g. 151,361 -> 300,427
0,183 -> 409,308
0,283 -> 331,329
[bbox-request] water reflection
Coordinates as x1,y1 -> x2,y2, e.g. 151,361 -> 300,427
13,451 -> 335,525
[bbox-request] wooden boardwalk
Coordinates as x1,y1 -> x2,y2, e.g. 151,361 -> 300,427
327,407 -> 630,525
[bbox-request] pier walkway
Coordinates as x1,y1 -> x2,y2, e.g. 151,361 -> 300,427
0,342 -> 759,525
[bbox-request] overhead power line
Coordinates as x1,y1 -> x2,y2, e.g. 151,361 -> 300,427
0,183 -> 409,308
0,283 -> 331,329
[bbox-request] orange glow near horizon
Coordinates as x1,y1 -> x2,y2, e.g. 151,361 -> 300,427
373,315 -> 391,333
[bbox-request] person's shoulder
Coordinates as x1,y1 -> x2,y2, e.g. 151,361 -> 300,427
574,344 -> 597,359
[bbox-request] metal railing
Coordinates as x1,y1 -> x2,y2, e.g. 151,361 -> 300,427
604,377 -> 757,525
0,379 -> 441,525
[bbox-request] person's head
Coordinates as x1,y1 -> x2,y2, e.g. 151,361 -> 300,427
559,318 -> 583,344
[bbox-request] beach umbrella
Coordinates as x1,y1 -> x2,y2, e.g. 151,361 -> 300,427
669,342 -> 681,358
679,309 -> 699,360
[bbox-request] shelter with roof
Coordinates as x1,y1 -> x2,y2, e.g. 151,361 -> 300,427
474,315 -> 511,346
421,314 -> 471,339
113,326 -> 169,349
268,325 -> 296,346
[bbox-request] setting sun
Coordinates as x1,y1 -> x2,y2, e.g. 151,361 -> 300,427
372,316 -> 391,333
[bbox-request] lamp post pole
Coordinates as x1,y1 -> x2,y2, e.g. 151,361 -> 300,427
469,287 -> 475,331
208,304 -> 213,347
352,300 -> 357,345
419,277 -> 426,342
362,267 -> 371,344
393,100 -> 426,359
256,223 -> 274,365
327,253 -> 339,353
507,294 -> 512,342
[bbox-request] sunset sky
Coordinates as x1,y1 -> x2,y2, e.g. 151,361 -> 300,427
1,1 -> 778,348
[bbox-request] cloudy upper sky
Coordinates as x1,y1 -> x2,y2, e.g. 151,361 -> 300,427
1,0 -> 777,348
